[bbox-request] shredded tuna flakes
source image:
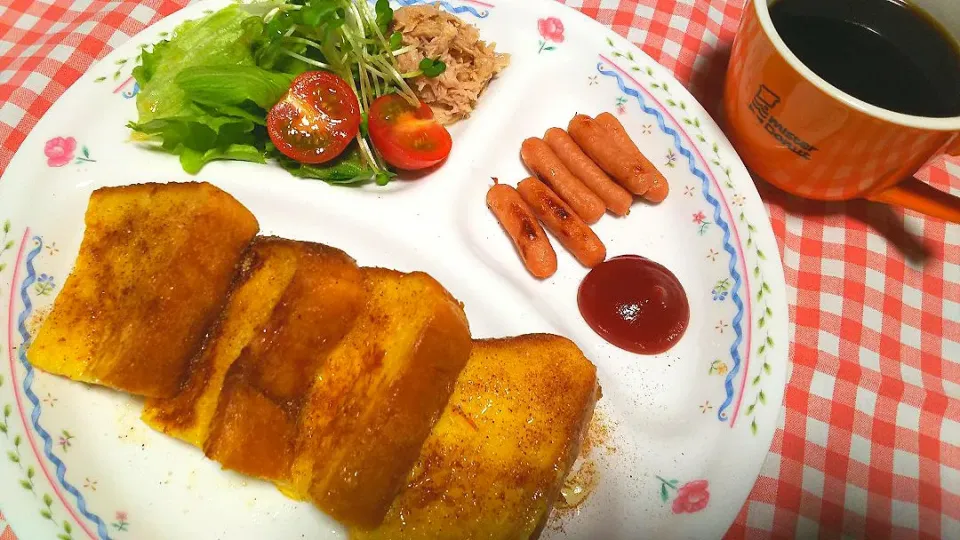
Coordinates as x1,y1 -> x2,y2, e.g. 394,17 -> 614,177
393,5 -> 510,125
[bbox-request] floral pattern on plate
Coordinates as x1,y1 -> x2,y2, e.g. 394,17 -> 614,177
1,229 -> 127,539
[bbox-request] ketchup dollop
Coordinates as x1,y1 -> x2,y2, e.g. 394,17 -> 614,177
577,255 -> 690,355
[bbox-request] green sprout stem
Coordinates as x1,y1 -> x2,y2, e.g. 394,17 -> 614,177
281,49 -> 330,69
391,45 -> 417,56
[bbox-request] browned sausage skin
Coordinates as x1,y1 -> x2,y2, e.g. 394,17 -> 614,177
517,177 -> 606,268
595,112 -> 669,202
543,127 -> 634,216
486,183 -> 558,279
568,114 -> 654,197
520,137 -> 606,224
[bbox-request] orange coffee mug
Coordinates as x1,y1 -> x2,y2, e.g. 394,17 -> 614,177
723,0 -> 960,223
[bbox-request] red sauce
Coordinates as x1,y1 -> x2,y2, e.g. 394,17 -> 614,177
577,255 -> 689,355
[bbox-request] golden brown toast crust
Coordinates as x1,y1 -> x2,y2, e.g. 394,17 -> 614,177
27,182 -> 259,398
141,238 -> 299,444
291,268 -> 473,528
141,237 -> 361,449
203,241 -> 367,481
352,334 -> 600,540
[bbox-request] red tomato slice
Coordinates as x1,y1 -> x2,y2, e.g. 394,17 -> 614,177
267,71 -> 361,165
367,94 -> 452,170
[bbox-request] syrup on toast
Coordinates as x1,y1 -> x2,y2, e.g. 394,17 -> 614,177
352,334 -> 600,540
142,238 -> 364,453
288,268 -> 472,527
203,240 -> 367,481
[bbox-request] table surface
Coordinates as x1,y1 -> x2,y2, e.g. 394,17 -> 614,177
1,0 -> 957,538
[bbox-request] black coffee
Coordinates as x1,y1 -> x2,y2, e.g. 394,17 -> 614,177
769,0 -> 960,118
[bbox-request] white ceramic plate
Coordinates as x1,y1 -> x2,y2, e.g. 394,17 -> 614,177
0,1 -> 788,538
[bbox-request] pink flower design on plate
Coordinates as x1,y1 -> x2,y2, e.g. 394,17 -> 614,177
113,510 -> 130,532
44,136 -> 76,167
657,476 -> 710,514
671,480 -> 710,514
693,211 -> 711,235
537,17 -> 564,53
538,17 -> 564,42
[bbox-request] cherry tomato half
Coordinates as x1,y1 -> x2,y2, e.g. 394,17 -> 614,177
267,71 -> 361,165
367,94 -> 452,170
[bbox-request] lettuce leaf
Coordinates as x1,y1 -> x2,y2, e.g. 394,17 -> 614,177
130,6 -> 282,171
181,144 -> 267,174
175,66 -> 293,109
133,6 -> 261,124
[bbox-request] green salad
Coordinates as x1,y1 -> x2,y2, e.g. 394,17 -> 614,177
129,0 -> 445,185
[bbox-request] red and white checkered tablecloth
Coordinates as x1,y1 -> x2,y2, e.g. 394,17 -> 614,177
1,0 -> 958,538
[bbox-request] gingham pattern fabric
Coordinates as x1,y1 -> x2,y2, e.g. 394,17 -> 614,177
1,1 -> 958,538
0,511 -> 15,540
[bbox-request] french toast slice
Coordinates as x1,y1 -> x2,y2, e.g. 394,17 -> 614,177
287,268 -> 472,527
27,182 -> 259,398
202,241 -> 367,481
352,335 -> 600,540
141,238 -> 304,446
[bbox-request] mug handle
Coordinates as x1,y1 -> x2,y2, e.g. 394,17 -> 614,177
866,137 -> 960,223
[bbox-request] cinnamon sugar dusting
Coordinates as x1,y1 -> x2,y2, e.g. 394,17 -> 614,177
581,408 -> 617,457
27,306 -> 51,338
